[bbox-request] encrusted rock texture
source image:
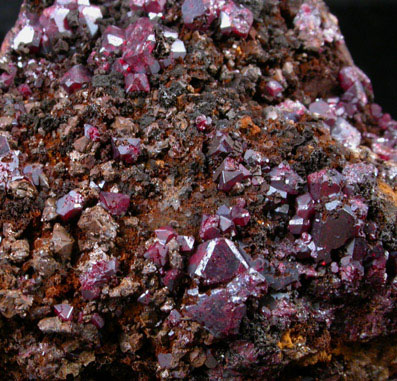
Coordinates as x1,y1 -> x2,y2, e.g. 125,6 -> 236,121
0,0 -> 396,379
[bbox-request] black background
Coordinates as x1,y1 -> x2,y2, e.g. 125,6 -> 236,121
0,0 -> 395,117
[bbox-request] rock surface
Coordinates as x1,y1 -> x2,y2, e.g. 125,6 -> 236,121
0,0 -> 395,380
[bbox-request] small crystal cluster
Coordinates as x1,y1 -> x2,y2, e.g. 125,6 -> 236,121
182,0 -> 253,38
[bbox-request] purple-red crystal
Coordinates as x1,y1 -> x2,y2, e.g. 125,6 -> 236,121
295,193 -> 315,219
264,80 -> 283,97
219,1 -> 253,38
188,238 -> 248,285
155,226 -> 177,244
307,169 -> 343,201
56,190 -> 84,221
60,65 -> 91,94
269,163 -> 303,195
199,214 -> 220,240
99,192 -> 130,216
112,137 -> 141,163
84,124 -> 100,142
54,304 -> 74,322
230,205 -> 250,227
91,313 -> 105,329
125,73 -> 150,93
80,259 -> 118,301
185,288 -> 246,338
144,242 -> 168,267
176,235 -> 195,252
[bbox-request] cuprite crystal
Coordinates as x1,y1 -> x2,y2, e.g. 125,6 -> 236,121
60,65 -> 92,94
56,190 -> 84,222
230,205 -> 250,227
195,115 -> 212,131
176,235 -> 195,252
91,313 -> 105,329
214,157 -> 251,192
125,73 -> 150,93
162,269 -> 182,291
188,238 -> 248,285
307,169 -> 343,201
130,0 -> 167,13
288,215 -> 311,235
184,288 -> 246,338
181,0 -> 219,30
295,193 -> 315,219
99,191 -> 130,216
199,214 -> 220,240
264,80 -> 283,98
144,242 -> 168,267
80,258 -> 118,300
269,163 -> 303,195
311,205 -> 356,253
101,25 -> 125,53
155,226 -> 177,244
54,304 -> 74,322
219,1 -> 253,38
84,124 -> 101,142
112,137 -> 141,163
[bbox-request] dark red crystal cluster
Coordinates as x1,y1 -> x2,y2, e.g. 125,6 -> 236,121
0,0 -> 395,379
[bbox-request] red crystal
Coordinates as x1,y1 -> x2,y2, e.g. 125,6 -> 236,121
208,132 -> 234,156
99,192 -> 130,216
162,269 -> 182,291
144,242 -> 168,267
288,215 -> 311,235
199,214 -> 220,240
185,288 -> 246,338
307,169 -> 343,201
23,164 -> 46,187
125,73 -> 150,93
101,25 -> 125,53
215,158 -> 251,192
230,205 -> 250,227
112,137 -> 141,163
195,115 -> 212,131
56,190 -> 84,221
80,259 -> 118,300
60,65 -> 92,94
269,163 -> 303,195
155,226 -> 177,244
84,124 -> 100,142
264,80 -> 283,97
219,1 -> 253,38
79,5 -> 102,37
130,0 -> 166,13
339,66 -> 372,93
188,238 -> 248,285
176,235 -> 195,252
181,0 -> 219,30
295,193 -> 315,219
54,304 -> 74,322
311,206 -> 356,253
17,84 -> 33,98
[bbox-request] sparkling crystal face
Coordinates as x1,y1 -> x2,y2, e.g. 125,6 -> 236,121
60,65 -> 92,94
188,238 -> 248,285
80,259 -> 117,300
54,304 -> 74,321
99,192 -> 130,216
56,191 -> 84,221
